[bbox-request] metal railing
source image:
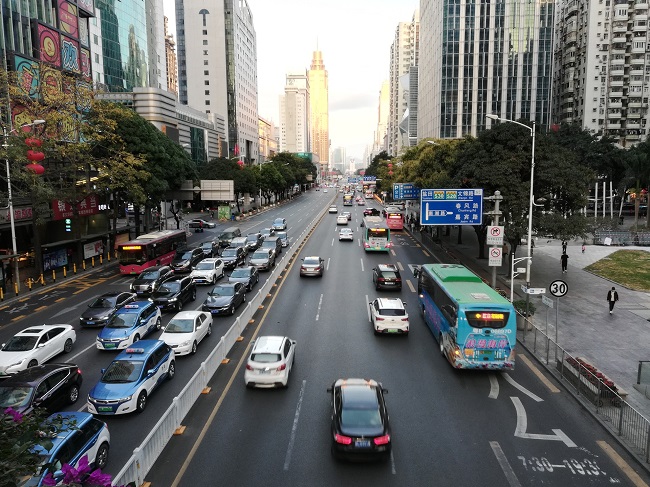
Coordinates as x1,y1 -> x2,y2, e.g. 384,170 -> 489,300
111,206 -> 326,486
519,318 -> 650,462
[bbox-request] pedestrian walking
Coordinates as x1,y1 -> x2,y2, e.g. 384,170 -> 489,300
560,253 -> 569,273
561,240 -> 568,253
606,286 -> 619,314
581,243 -> 586,254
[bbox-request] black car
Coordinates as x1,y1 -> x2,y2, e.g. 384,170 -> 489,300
149,276 -> 197,312
199,239 -> 220,258
244,233 -> 264,252
363,208 -> 381,217
328,378 -> 391,462
0,363 -> 83,414
228,266 -> 259,292
372,264 -> 402,290
130,266 -> 174,296
171,248 -> 204,273
221,247 -> 246,270
80,292 -> 137,327
202,282 -> 246,316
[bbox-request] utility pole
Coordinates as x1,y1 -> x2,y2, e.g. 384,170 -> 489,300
485,191 -> 503,289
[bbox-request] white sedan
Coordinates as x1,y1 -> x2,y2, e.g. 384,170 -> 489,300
159,311 -> 213,356
0,324 -> 76,378
339,228 -> 354,241
190,258 -> 224,285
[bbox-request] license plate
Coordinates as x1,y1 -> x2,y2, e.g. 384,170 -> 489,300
98,406 -> 112,412
86,321 -> 94,325
211,310 -> 220,314
384,282 -> 394,285
104,343 -> 116,349
355,440 -> 371,448
387,329 -> 398,333
157,305 -> 163,309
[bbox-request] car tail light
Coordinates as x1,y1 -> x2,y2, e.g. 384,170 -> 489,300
77,368 -> 82,375
334,434 -> 352,445
375,317 -> 384,321
277,363 -> 286,371
246,364 -> 253,371
395,278 -> 401,282
301,266 -> 306,271
378,278 -> 385,282
401,317 -> 409,321
374,435 -> 390,445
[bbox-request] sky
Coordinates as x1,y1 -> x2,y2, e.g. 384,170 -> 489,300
163,0 -> 418,164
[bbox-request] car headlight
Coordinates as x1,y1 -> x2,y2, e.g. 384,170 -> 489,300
120,395 -> 133,402
8,359 -> 26,368
179,340 -> 191,347
168,297 -> 177,302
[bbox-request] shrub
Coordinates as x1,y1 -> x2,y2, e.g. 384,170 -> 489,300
513,299 -> 536,316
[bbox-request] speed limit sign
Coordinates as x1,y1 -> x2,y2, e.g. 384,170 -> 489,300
549,280 -> 568,297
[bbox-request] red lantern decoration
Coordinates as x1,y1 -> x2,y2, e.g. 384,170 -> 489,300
388,171 -> 393,176
27,150 -> 45,162
24,137 -> 42,148
388,163 -> 393,168
237,160 -> 245,168
26,164 -> 45,175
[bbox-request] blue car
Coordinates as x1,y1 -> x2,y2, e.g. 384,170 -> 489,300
96,301 -> 162,351
27,411 -> 110,486
87,340 -> 175,415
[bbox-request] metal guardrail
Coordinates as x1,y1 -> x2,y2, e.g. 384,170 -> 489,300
112,205 -> 325,486
593,231 -> 650,246
519,320 -> 650,463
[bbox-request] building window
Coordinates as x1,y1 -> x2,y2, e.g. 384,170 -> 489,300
204,60 -> 209,65
205,90 -> 210,95
206,100 -> 210,105
204,70 -> 209,75
203,30 -> 207,35
93,34 -> 98,44
204,50 -> 208,55
203,40 -> 208,45
205,80 -> 209,85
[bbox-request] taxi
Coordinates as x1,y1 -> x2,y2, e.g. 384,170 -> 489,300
96,301 -> 162,351
87,340 -> 175,415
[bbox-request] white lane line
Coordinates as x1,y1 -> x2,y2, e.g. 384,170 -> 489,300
390,249 -> 396,256
360,258 -> 364,272
503,373 -> 543,402
366,295 -> 371,322
315,294 -> 323,321
357,238 -> 361,247
489,374 -> 499,399
406,280 -> 415,293
390,450 -> 397,474
68,342 -> 98,362
331,237 -> 334,246
396,261 -> 404,271
490,441 -> 522,487
326,258 -> 331,271
510,397 -> 576,447
283,380 -> 307,471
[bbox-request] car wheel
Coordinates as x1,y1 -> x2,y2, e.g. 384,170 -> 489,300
67,385 -> 80,404
63,338 -> 74,353
136,391 -> 147,412
243,293 -> 246,302
191,289 -> 197,301
207,324 -> 212,336
95,443 -> 110,470
176,300 -> 182,312
27,360 -> 38,368
229,305 -> 235,316
155,318 -> 162,330
133,334 -> 140,343
211,275 -> 217,285
191,341 -> 197,355
167,360 -> 176,380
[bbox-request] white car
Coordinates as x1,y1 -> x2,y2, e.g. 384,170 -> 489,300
0,324 -> 76,377
336,215 -> 348,225
159,311 -> 213,356
190,258 -> 224,285
329,206 -> 338,214
369,298 -> 409,335
245,336 -> 296,388
339,228 -> 354,241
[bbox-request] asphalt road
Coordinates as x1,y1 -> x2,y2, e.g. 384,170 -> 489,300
2,190 -> 649,486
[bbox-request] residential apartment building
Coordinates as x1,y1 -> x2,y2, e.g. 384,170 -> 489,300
308,50 -> 330,170
417,0 -> 554,139
551,0 -> 649,147
279,72 -> 311,153
176,0 -> 259,163
259,117 -> 278,162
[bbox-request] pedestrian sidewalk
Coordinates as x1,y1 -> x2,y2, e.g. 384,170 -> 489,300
411,225 -> 650,419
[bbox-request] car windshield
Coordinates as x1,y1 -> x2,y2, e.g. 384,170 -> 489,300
0,385 -> 34,408
250,353 -> 281,363
261,229 -> 271,234
165,319 -> 194,333
341,408 -> 383,428
158,282 -> 180,293
2,336 -> 37,351
210,286 -> 234,297
222,249 -> 237,257
276,232 -> 287,239
176,251 -> 192,260
380,272 -> 398,279
195,262 -> 214,270
230,268 -> 250,278
107,313 -> 138,328
246,235 -> 259,242
303,257 -> 320,266
201,243 -> 212,249
251,252 -> 268,259
102,359 -> 144,383
274,219 -> 284,224
89,297 -> 116,308
379,308 -> 406,317
138,270 -> 159,281
231,238 -> 247,246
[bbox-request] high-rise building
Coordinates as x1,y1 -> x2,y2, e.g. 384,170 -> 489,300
551,0 -> 648,147
279,72 -> 310,153
372,80 -> 390,159
387,12 -> 419,156
308,50 -> 329,173
331,147 -> 346,174
164,17 -> 178,96
417,0 -> 554,140
259,117 -> 278,161
176,0 -> 259,163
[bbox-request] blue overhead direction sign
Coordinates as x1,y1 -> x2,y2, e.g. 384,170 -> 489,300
393,183 -> 420,200
420,189 -> 483,226
363,176 -> 376,182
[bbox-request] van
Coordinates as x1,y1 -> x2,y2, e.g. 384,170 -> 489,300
217,227 -> 242,247
261,235 -> 282,256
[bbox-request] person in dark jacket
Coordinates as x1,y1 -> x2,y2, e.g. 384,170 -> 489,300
560,253 -> 569,273
607,287 -> 619,314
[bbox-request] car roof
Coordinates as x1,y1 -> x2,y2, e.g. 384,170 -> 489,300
169,311 -> 205,319
377,264 -> 398,272
0,363 -> 76,386
16,324 -> 70,336
375,297 -> 405,309
34,412 -> 96,454
304,255 -> 321,260
118,301 -> 153,313
200,258 -> 221,263
252,336 -> 286,353
334,379 -> 381,407
114,339 -> 164,359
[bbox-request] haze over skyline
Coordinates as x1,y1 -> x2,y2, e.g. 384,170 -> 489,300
163,0 -> 418,166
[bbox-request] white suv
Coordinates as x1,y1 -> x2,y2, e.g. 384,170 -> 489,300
369,298 -> 409,335
190,257 -> 224,285
244,336 -> 296,388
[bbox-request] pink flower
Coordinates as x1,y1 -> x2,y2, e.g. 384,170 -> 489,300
41,473 -> 57,486
4,407 -> 24,423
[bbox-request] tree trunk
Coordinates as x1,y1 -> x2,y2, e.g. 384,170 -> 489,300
474,224 -> 487,259
457,226 -> 463,245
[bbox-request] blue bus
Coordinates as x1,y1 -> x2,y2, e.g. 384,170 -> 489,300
417,263 -> 516,370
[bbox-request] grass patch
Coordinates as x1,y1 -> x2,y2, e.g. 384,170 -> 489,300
585,250 -> 650,291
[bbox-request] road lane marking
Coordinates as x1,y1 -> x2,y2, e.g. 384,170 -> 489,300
511,397 -> 576,447
390,249 -> 396,256
360,258 -> 364,272
422,249 -> 430,256
283,380 -> 306,471
517,354 -> 560,393
331,237 -> 334,246
366,295 -> 371,322
69,342 -> 99,362
396,262 -> 404,271
35,305 -> 47,312
490,441 -> 522,487
326,257 -> 331,271
503,373 -> 543,402
489,374 -> 499,399
390,450 -> 397,475
597,440 -> 649,487
406,280 -> 415,293
315,294 -> 323,321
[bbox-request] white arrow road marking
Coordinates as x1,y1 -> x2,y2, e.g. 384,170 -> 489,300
490,441 -> 522,487
315,294 -> 323,321
52,306 -> 80,318
503,373 -> 543,402
511,397 -> 576,447
284,380 -> 306,470
489,374 -> 499,399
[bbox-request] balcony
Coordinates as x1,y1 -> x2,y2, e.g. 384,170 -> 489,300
634,1 -> 649,10
630,56 -> 645,65
609,100 -> 623,108
610,66 -> 625,75
625,133 -> 641,140
607,123 -> 622,129
610,79 -> 625,87
626,121 -> 642,129
627,100 -> 642,108
608,111 -> 622,119
635,13 -> 648,20
610,90 -> 624,98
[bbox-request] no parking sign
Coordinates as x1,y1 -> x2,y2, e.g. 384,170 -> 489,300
488,247 -> 502,266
